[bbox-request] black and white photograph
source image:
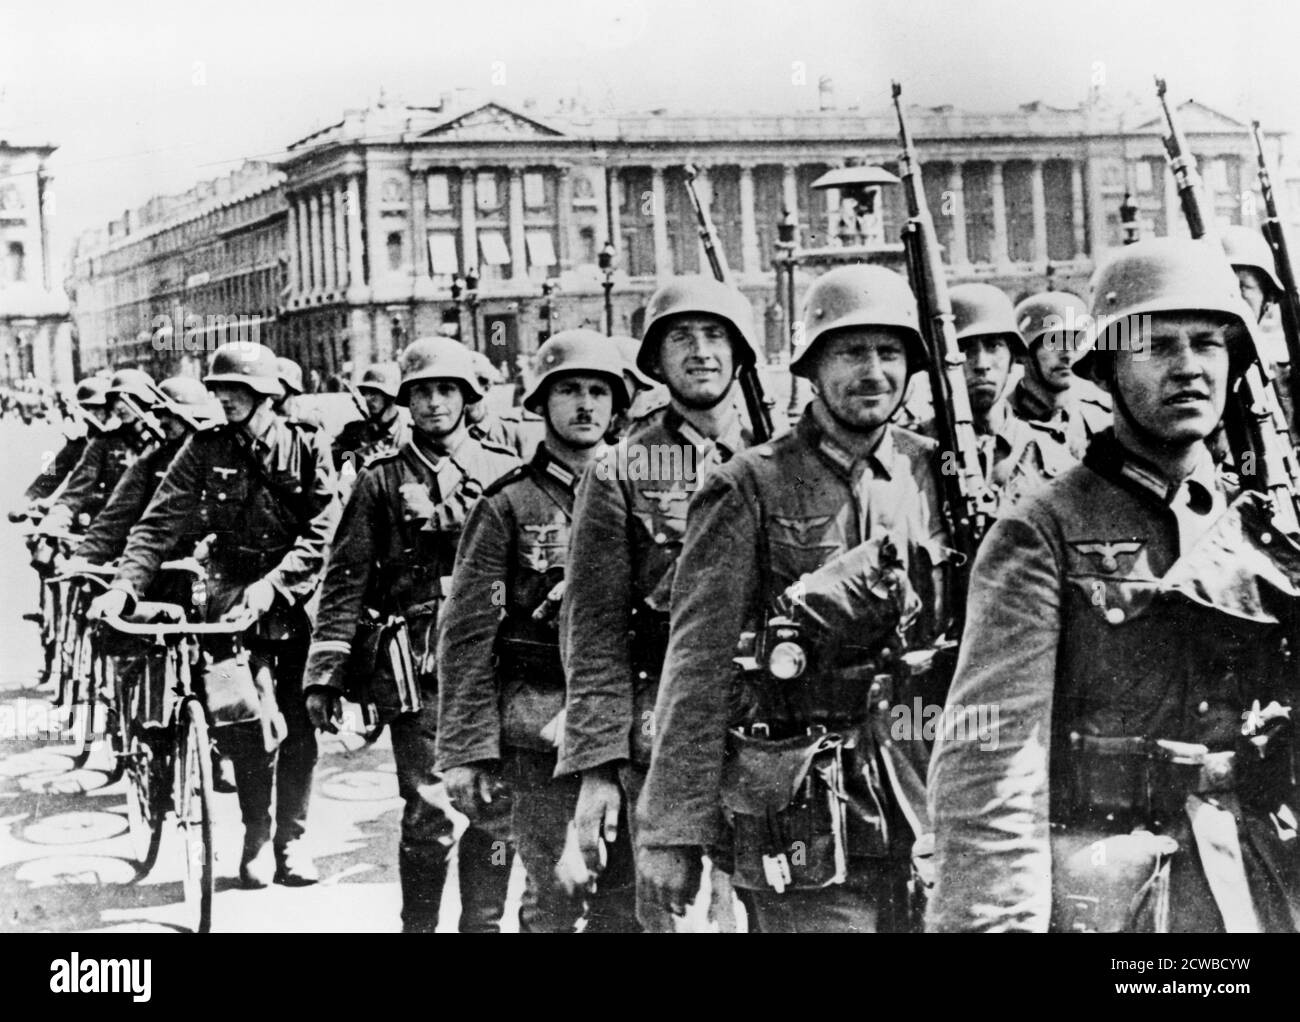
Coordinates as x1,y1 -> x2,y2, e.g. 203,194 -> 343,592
0,0 -> 1297,977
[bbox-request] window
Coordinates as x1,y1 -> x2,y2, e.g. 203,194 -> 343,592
1207,158 -> 1230,192
427,233 -> 459,276
579,227 -> 596,265
524,172 -> 547,209
7,242 -> 24,282
1135,161 -> 1154,193
525,231 -> 557,268
476,171 -> 499,210
479,231 -> 510,265
428,172 -> 451,210
387,232 -> 404,271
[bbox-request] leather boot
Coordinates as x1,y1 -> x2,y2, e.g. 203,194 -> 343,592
399,843 -> 451,933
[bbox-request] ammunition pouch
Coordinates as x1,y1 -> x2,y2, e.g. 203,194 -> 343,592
497,636 -> 565,753
342,612 -> 421,725
720,727 -> 849,893
1049,826 -> 1179,933
198,649 -> 284,753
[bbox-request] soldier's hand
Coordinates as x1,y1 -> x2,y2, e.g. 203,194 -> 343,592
227,578 -> 276,621
443,763 -> 498,821
637,845 -> 703,918
399,482 -> 436,521
305,688 -> 342,733
88,588 -> 129,622
575,768 -> 621,876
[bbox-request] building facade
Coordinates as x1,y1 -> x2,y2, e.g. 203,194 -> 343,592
70,94 -> 1289,382
0,141 -> 73,385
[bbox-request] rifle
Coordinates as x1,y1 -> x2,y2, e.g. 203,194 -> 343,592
681,164 -> 774,442
1251,119 -> 1300,433
1157,76 -> 1300,534
345,381 -> 369,421
891,82 -> 997,621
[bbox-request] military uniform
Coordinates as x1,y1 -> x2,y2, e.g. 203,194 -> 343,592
435,445 -> 596,932
637,408 -> 949,932
306,431 -> 519,932
48,424 -> 153,526
332,409 -> 409,472
1008,380 -> 1112,461
471,407 -> 545,460
76,436 -> 185,565
24,422 -> 92,504
111,406 -> 338,863
928,430 -> 1300,932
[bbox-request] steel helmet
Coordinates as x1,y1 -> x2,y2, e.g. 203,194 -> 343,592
790,264 -> 927,378
204,342 -> 285,398
951,283 -> 1027,359
1075,237 -> 1255,381
358,362 -> 401,399
106,367 -> 163,408
1014,291 -> 1090,352
1221,225 -> 1283,298
470,351 -> 503,389
158,376 -> 224,429
276,357 -> 304,397
637,276 -> 759,382
396,337 -> 484,406
74,377 -> 110,409
523,330 -> 632,414
613,335 -> 655,391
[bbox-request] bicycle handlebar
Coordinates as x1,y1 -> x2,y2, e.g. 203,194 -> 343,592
96,607 -> 258,637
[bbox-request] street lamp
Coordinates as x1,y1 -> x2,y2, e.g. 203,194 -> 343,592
598,240 -> 616,336
465,265 -> 481,350
540,280 -> 556,341
1120,192 -> 1141,245
775,210 -> 801,418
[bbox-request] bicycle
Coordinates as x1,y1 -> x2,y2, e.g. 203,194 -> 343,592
97,603 -> 256,934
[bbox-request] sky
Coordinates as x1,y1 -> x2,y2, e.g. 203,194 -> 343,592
2,0 -> 1299,271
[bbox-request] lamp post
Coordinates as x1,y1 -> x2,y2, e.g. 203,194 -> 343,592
598,240 -> 616,336
465,265 -> 481,350
1120,191 -> 1141,245
540,280 -> 555,341
450,274 -> 465,341
775,210 -> 801,419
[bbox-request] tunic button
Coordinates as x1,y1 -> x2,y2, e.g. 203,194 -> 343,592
216,492 -> 226,502
1105,607 -> 1125,625
1197,701 -> 1210,716
637,671 -> 648,681
654,532 -> 667,544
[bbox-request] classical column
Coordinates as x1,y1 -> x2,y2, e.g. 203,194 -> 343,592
1070,160 -> 1087,259
346,175 -> 364,289
1085,149 -> 1106,261
286,199 -> 301,297
321,190 -> 338,294
947,162 -> 969,268
651,166 -> 671,279
1030,158 -> 1048,268
782,164 -> 798,222
410,169 -> 428,282
333,183 -> 348,287
606,167 -> 622,254
309,193 -> 325,298
297,195 -> 313,297
990,161 -> 1010,268
739,164 -> 760,275
556,165 -> 576,268
508,167 -> 527,281
461,169 -> 478,274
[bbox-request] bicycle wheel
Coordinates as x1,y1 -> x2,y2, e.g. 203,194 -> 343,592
99,653 -> 125,784
176,696 -> 215,934
121,661 -> 164,870
68,622 -> 97,768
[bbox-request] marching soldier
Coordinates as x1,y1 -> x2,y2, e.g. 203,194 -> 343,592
467,350 -> 544,459
636,265 -> 948,932
612,334 -> 667,437
437,330 -> 631,932
275,356 -> 325,430
90,343 -> 338,889
1009,291 -> 1111,459
43,368 -> 162,532
1221,225 -> 1293,428
944,282 -> 1075,512
15,377 -> 114,513
302,337 -> 520,933
928,238 -> 1300,932
332,362 -> 407,472
559,275 -> 758,930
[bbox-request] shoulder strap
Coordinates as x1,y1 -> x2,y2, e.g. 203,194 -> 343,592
228,424 -> 313,531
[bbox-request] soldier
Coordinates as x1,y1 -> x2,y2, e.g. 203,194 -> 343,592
331,362 -> 408,472
944,282 -> 1076,512
612,334 -> 667,437
302,337 -> 520,933
558,275 -> 758,930
43,368 -> 162,532
927,238 -> 1300,932
15,377 -> 114,513
636,265 -> 948,932
437,330 -> 631,932
1221,225 -> 1293,429
273,356 -> 325,430
467,350 -> 544,459
1009,291 -> 1112,459
89,343 -> 338,889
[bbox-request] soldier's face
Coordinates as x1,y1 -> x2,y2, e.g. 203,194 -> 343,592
1029,336 -> 1077,393
85,405 -> 112,425
1235,268 -> 1269,322
546,373 -> 614,449
812,328 -> 909,432
1108,313 -> 1230,445
408,379 -> 466,438
654,315 -> 736,409
963,336 -> 1014,413
208,383 -> 259,424
157,411 -> 188,441
361,389 -> 390,418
